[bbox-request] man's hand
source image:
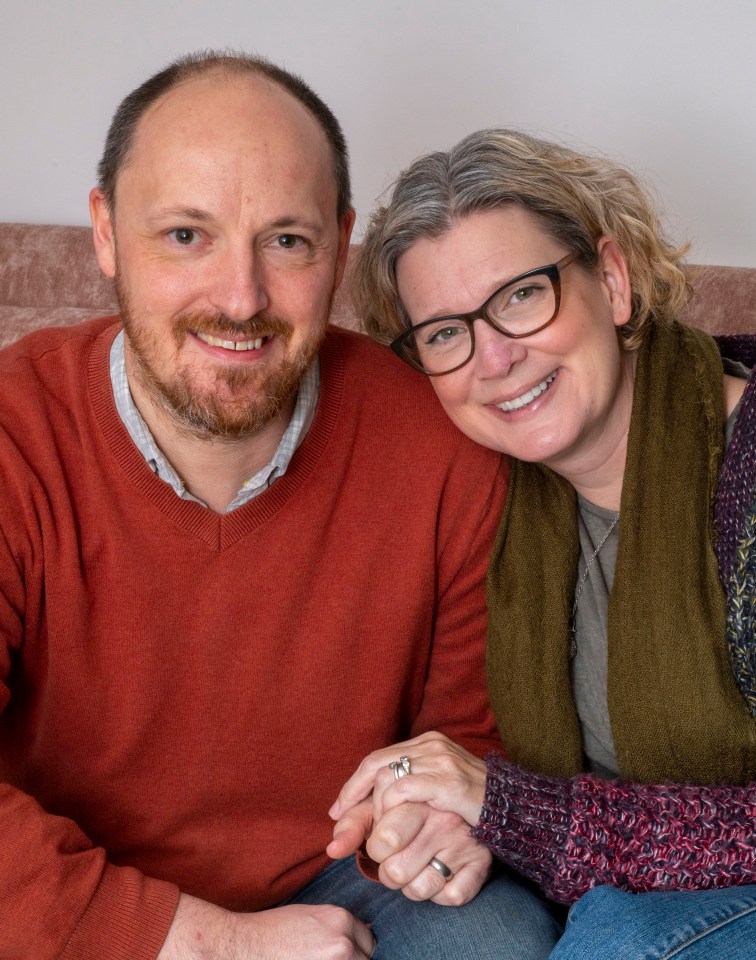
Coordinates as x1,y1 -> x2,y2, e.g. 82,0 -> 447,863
327,733 -> 492,907
368,803 -> 492,906
157,894 -> 375,959
327,798 -> 375,861
372,802 -> 492,906
328,799 -> 492,908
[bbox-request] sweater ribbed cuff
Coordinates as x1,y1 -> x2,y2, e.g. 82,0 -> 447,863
471,753 -> 573,897
58,863 -> 179,960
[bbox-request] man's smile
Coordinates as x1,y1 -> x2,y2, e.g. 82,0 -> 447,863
195,331 -> 268,352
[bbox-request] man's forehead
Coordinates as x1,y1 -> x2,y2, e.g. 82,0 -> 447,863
131,70 -> 328,165
109,73 -> 338,226
115,70 -> 337,214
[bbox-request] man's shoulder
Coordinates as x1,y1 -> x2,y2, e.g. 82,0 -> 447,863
0,316 -> 120,396
0,315 -> 119,370
325,324 -> 398,360
0,315 -> 120,432
324,325 -> 442,403
321,326 -> 503,467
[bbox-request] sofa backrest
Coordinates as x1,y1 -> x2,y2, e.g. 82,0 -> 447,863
0,223 -> 753,350
679,264 -> 756,336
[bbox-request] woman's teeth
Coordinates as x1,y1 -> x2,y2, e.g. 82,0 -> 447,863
196,333 -> 265,351
496,371 -> 557,412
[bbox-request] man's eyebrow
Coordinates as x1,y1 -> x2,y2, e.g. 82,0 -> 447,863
150,207 -> 215,223
270,217 -> 326,237
147,211 -> 328,238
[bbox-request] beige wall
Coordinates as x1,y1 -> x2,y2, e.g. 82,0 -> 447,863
1,0 -> 754,266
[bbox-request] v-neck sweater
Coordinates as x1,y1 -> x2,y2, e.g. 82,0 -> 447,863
0,316 -> 507,960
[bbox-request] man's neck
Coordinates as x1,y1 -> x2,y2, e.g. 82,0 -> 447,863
121,356 -> 296,513
141,400 -> 296,513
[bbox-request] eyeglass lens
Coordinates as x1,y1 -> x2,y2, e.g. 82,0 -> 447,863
403,270 -> 557,374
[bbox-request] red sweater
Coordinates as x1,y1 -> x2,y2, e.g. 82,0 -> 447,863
0,318 -> 507,960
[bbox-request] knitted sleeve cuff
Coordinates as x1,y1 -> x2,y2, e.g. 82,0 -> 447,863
472,754 -> 756,904
471,753 -> 575,900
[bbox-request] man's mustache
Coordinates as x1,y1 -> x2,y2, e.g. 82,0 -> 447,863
174,311 -> 294,342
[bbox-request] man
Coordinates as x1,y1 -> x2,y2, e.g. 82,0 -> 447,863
0,53 -> 549,959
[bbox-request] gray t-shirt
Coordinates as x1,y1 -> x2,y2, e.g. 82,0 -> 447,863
570,498 -> 621,778
570,358 -> 749,778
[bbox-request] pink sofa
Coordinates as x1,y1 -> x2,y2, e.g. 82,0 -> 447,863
0,222 -> 754,350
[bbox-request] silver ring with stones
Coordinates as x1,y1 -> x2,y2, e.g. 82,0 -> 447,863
389,755 -> 411,779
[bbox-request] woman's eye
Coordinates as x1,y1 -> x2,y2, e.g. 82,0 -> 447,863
426,324 -> 465,345
511,285 -> 536,303
169,228 -> 199,246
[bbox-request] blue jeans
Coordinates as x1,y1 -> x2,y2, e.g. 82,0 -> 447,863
550,885 -> 756,959
286,855 -> 561,959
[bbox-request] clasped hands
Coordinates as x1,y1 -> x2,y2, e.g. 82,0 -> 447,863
157,733 -> 491,960
327,731 -> 490,906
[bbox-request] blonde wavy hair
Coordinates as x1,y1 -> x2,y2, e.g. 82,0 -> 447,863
354,129 -> 690,351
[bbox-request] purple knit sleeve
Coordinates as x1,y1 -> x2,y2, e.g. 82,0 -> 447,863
470,753 -> 756,905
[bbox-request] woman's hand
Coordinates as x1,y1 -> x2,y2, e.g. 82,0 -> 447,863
328,731 -> 487,827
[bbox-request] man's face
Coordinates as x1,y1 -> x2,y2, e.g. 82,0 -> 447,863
91,72 -> 354,438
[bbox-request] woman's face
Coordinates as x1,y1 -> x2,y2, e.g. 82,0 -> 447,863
395,206 -> 636,478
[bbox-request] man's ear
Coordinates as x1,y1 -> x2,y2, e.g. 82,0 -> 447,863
334,207 -> 357,289
89,187 -> 117,279
596,236 -> 632,328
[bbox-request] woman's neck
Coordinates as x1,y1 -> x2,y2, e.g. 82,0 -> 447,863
549,350 -> 636,511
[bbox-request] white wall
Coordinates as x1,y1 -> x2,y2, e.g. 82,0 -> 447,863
1,0 -> 754,265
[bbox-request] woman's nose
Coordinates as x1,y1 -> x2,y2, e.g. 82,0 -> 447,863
471,318 -> 527,379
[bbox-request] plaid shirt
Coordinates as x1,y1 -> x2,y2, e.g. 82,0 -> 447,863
109,330 -> 319,512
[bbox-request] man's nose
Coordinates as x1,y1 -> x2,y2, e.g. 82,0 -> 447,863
208,245 -> 270,321
471,318 -> 527,379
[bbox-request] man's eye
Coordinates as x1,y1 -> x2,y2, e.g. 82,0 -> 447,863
274,234 -> 305,249
169,228 -> 199,246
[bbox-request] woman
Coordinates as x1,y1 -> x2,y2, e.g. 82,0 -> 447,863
330,130 -> 756,958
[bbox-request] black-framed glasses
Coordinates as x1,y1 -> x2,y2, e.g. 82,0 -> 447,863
390,252 -> 579,376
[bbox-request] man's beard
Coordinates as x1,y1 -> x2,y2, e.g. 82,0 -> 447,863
116,272 -> 331,440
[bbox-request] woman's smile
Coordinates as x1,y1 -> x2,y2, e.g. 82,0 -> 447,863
492,369 -> 558,413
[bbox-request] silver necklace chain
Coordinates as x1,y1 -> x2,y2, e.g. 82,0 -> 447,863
569,511 -> 620,659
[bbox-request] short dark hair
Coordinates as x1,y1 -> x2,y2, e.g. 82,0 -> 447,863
97,49 -> 352,219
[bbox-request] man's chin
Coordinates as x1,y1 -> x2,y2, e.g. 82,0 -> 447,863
153,348 -> 317,439
170,390 -> 296,439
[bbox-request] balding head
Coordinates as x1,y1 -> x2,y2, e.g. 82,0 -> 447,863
97,50 -> 351,220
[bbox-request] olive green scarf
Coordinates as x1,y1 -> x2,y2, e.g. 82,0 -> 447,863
487,321 -> 756,784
